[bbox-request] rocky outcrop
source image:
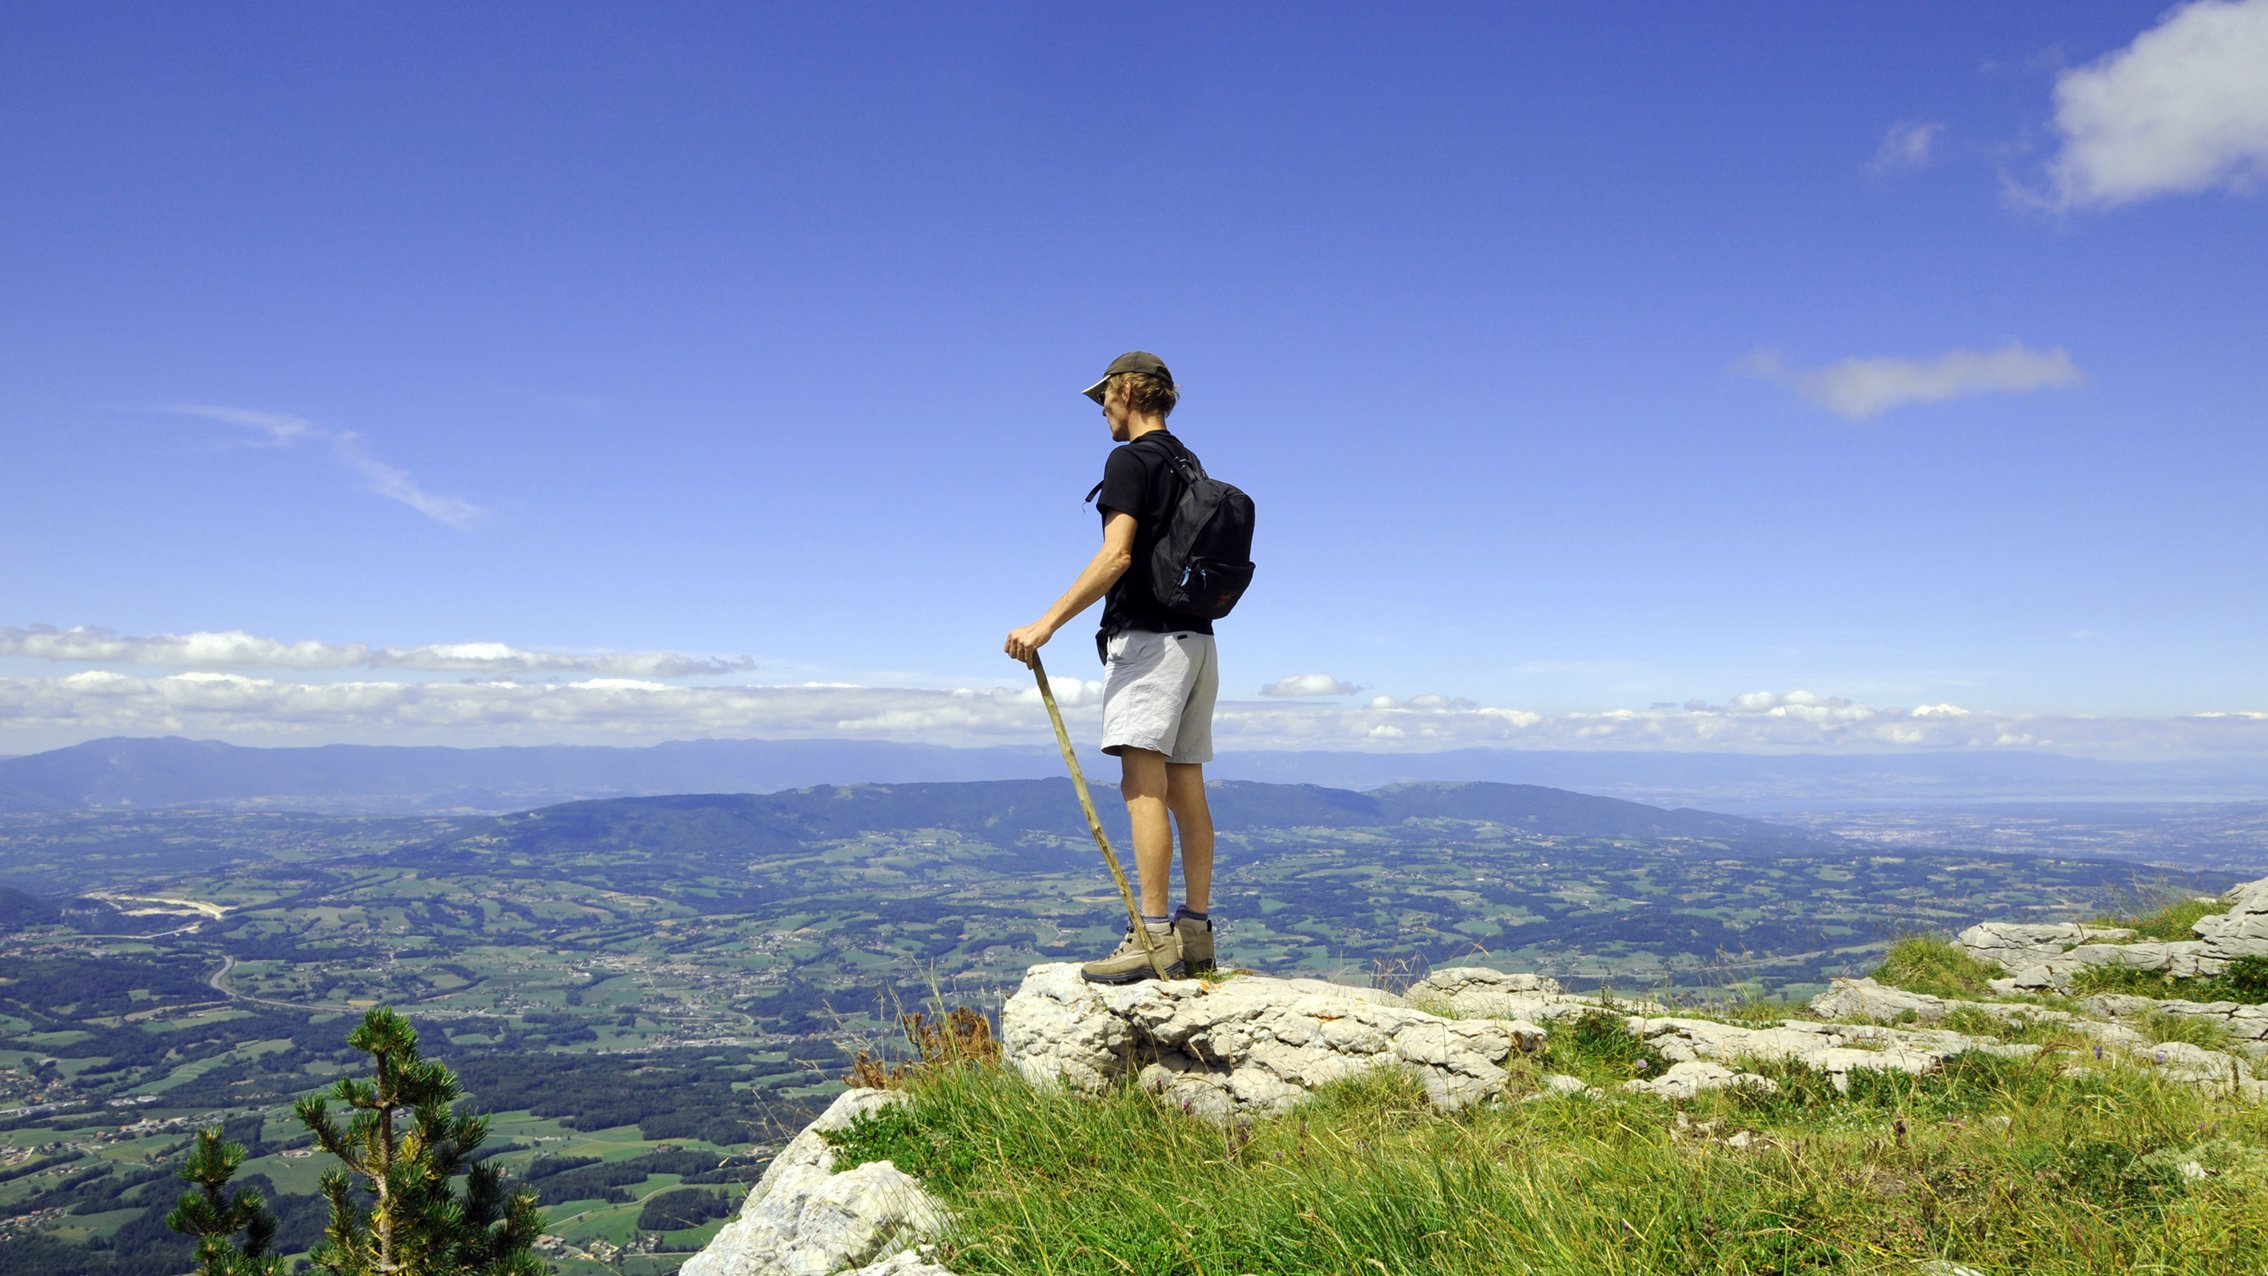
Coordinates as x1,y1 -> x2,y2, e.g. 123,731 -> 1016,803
1956,922 -> 2138,970
1626,1059 -> 1778,1099
2077,992 -> 2268,1058
1963,880 -> 2268,993
1000,961 -> 2268,1111
683,1088 -> 948,1276
1811,976 -> 2268,1087
1001,963 -> 1542,1121
2198,878 -> 2268,958
1630,1008 -> 2041,1085
1404,967 -> 1571,1019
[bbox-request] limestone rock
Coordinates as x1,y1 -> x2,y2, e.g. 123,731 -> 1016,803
1538,1072 -> 1600,1098
2196,878 -> 2268,965
1623,1060 -> 1777,1099
2077,993 -> 2268,1057
1956,922 -> 2130,970
1003,964 -> 1542,1120
684,1088 -> 948,1276
1976,877 -> 2268,990
1407,967 -> 1563,1020
2136,1040 -> 2250,1087
842,1253 -> 957,1276
1808,978 -> 1949,1022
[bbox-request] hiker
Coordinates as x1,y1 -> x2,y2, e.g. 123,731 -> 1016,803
1004,351 -> 1221,983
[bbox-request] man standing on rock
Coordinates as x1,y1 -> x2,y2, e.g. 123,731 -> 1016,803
1005,351 -> 1219,984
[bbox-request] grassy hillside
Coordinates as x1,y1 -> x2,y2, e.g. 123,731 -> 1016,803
832,1005 -> 2268,1275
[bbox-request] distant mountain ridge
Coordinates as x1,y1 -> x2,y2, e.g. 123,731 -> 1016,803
3,735 -> 2261,816
0,735 -> 1062,814
397,779 -> 1848,883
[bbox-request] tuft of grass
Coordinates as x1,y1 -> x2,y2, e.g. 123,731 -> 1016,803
2086,892 -> 2226,942
1662,994 -> 1813,1027
2134,1009 -> 2234,1052
843,1006 -> 1000,1090
2069,955 -> 2268,1006
1940,1005 -> 2090,1049
2226,954 -> 2268,1000
827,1038 -> 2268,1275
1544,1008 -> 1669,1084
1869,935 -> 2004,999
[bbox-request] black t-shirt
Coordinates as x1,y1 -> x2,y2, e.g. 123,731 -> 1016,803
1095,431 -> 1216,642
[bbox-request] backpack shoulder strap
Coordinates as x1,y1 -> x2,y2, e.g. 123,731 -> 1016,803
1086,435 -> 1201,505
1138,432 -> 1205,482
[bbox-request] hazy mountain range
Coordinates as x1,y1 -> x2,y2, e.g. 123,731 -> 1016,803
2,735 -> 2261,817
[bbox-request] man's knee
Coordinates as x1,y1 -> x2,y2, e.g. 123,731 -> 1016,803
1165,762 -> 1209,814
1118,748 -> 1169,803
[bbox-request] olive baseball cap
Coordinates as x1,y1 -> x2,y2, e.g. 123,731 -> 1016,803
1082,351 -> 1173,404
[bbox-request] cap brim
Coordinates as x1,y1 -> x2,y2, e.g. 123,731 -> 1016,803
1081,376 -> 1109,404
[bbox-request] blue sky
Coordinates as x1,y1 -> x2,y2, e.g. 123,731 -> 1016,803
4,2 -> 2265,757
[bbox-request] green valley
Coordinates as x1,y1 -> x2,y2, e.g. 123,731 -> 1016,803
0,780 -> 2248,1274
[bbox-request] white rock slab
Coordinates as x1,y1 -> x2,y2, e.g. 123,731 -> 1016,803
684,1088 -> 949,1276
1003,963 -> 1542,1120
1623,1059 -> 1777,1099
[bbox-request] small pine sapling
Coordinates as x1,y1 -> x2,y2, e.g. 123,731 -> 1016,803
168,1126 -> 284,1276
294,1007 -> 546,1276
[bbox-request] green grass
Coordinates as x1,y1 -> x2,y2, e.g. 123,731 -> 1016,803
2085,893 -> 2226,942
1938,1005 -> 2091,1049
1867,936 -> 2005,999
1541,1009 -> 1670,1087
1654,995 -> 1814,1028
825,1047 -> 2268,1275
2067,956 -> 2268,1006
2133,1010 -> 2234,1052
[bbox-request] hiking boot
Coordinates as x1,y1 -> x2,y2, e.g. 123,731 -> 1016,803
1080,922 -> 1184,984
1173,908 -> 1216,975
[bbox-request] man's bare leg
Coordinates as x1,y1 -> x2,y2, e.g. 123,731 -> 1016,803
1165,762 -> 1212,913
1118,747 -> 1173,919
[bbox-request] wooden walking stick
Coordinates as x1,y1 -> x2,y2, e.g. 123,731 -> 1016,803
1029,652 -> 1174,981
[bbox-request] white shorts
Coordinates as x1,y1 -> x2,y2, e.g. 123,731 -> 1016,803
1099,630 -> 1218,763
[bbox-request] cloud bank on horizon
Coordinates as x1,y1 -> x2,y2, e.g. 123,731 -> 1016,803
1,625 -> 754,678
2,625 -> 2262,759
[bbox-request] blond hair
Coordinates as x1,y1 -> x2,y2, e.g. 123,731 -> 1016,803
1109,371 -> 1179,418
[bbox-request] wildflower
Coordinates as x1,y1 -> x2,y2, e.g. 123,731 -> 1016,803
2093,1045 -> 2103,1060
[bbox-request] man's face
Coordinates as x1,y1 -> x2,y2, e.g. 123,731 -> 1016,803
1101,380 -> 1131,441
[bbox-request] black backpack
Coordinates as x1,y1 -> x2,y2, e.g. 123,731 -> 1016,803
1088,434 -> 1256,620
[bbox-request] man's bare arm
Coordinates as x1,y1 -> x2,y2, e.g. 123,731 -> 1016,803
1005,511 -> 1138,666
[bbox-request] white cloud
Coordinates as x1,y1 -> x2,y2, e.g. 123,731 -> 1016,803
0,625 -> 754,677
2039,0 -> 2268,209
1742,344 -> 2083,420
329,432 -> 482,528
1260,673 -> 1361,697
1868,120 -> 1945,176
179,404 -> 316,444
1,670 -> 2264,757
160,404 -> 483,529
